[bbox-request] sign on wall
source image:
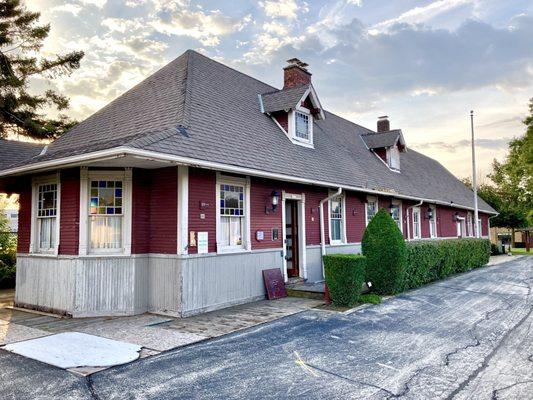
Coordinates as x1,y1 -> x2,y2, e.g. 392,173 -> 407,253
197,232 -> 208,254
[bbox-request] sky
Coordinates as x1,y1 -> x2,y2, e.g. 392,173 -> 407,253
25,0 -> 533,180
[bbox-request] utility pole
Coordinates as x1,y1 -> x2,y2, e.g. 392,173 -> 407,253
470,110 -> 479,237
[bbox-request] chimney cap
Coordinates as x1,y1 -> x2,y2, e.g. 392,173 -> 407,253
285,58 -> 309,71
378,115 -> 389,120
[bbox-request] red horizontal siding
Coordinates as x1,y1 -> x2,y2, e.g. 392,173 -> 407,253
16,179 -> 31,254
59,168 -> 80,255
188,168 -> 216,254
346,192 -> 366,243
132,169 -> 151,254
250,178 -> 283,250
149,167 -> 177,254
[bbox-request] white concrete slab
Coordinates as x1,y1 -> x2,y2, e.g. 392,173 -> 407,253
3,332 -> 141,369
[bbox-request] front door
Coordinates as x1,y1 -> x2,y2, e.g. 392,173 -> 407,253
285,200 -> 299,278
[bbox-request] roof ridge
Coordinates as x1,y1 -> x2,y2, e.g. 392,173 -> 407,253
182,50 -> 194,128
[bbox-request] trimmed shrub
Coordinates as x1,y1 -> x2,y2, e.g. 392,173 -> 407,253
323,254 -> 366,307
403,238 -> 491,290
362,208 -> 407,294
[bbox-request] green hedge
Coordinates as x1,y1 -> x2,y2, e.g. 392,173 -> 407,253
362,208 -> 407,294
403,238 -> 491,290
0,259 -> 16,289
323,254 -> 366,307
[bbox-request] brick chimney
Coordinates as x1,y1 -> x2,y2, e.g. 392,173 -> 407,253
283,58 -> 311,89
377,116 -> 390,133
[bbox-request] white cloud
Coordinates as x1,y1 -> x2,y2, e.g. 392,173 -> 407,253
51,4 -> 83,15
263,21 -> 290,36
78,0 -> 107,8
371,0 -> 473,33
152,9 -> 251,46
259,0 -> 302,20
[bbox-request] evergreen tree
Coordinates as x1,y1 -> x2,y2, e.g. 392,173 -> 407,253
0,0 -> 84,139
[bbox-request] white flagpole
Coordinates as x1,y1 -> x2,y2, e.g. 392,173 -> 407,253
470,110 -> 479,237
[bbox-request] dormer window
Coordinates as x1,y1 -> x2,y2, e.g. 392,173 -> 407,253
295,111 -> 310,140
387,146 -> 401,171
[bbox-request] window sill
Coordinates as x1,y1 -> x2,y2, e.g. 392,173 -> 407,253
216,247 -> 251,255
29,252 -> 58,258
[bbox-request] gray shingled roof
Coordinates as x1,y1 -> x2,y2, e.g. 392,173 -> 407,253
361,130 -> 401,149
0,50 -> 496,213
261,85 -> 309,113
0,139 -> 44,170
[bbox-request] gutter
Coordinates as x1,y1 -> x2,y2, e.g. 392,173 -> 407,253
0,146 -> 497,215
406,200 -> 424,241
319,187 -> 342,278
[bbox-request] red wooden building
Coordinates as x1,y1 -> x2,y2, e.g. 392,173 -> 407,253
0,51 -> 495,317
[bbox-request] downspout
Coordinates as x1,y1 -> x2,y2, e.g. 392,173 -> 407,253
406,200 -> 424,241
320,187 -> 342,278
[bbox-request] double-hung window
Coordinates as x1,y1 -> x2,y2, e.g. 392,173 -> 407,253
79,169 -> 132,256
329,194 -> 344,243
32,179 -> 59,253
429,205 -> 437,238
467,212 -> 473,237
217,176 -> 250,253
387,146 -> 401,171
366,197 -> 378,226
89,180 -> 123,251
412,207 -> 421,239
390,200 -> 402,232
295,112 -> 310,141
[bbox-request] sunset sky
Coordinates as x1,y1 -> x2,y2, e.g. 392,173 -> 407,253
26,0 -> 533,180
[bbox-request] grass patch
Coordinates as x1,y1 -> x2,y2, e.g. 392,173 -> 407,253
510,248 -> 533,255
360,294 -> 382,304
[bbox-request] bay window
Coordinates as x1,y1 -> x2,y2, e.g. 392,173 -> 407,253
366,197 -> 378,226
31,177 -> 60,254
329,194 -> 345,244
217,175 -> 250,253
79,169 -> 132,256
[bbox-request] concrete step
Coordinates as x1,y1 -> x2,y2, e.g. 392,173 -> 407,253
286,289 -> 324,300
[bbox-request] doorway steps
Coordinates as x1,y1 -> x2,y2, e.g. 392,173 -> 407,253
285,281 -> 325,301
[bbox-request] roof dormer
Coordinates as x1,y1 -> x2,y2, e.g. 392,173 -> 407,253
361,116 -> 406,172
259,59 -> 324,148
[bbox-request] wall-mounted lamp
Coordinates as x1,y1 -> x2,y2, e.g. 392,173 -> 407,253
265,190 -> 280,214
425,208 -> 434,220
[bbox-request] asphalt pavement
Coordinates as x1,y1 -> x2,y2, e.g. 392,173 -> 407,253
0,256 -> 531,399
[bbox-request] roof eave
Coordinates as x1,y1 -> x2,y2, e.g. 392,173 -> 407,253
0,146 -> 497,215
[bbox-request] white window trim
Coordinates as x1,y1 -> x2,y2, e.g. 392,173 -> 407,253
429,204 -> 437,238
477,218 -> 482,238
288,104 -> 314,148
412,206 -> 421,239
456,216 -> 466,238
30,173 -> 61,255
215,173 -> 251,254
79,168 -> 132,256
365,195 -> 378,227
328,191 -> 346,245
390,199 -> 403,234
386,146 -> 401,172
